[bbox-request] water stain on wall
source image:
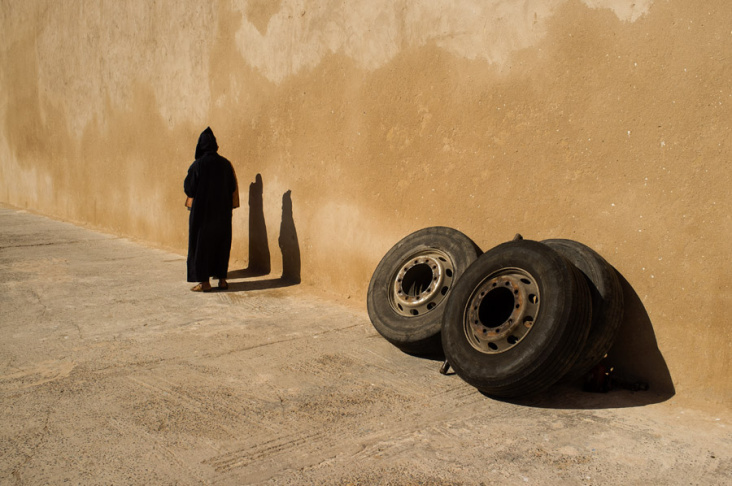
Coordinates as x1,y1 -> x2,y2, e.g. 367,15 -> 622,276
232,0 -> 652,84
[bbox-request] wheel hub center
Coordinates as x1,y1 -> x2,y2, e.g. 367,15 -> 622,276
391,250 -> 454,317
464,268 -> 540,354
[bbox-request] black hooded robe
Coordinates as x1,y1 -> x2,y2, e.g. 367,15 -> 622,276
184,127 -> 238,282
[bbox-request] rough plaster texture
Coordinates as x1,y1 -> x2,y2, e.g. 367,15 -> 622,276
1,0 -> 730,410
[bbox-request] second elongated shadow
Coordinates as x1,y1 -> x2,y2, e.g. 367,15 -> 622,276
228,173 -> 270,279
248,173 -> 271,274
279,190 -> 301,284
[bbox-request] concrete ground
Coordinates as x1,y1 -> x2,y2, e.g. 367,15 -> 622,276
1,204 -> 730,485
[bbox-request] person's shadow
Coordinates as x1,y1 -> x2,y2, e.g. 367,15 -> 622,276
225,175 -> 300,291
279,190 -> 301,284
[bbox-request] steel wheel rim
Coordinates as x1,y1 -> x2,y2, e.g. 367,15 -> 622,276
389,249 -> 455,317
463,267 -> 540,354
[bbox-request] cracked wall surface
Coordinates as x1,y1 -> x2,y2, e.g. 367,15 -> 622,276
1,0 -> 730,409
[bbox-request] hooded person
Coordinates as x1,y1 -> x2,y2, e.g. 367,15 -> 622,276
184,127 -> 239,291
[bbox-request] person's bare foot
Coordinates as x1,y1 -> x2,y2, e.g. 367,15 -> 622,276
191,281 -> 212,292
218,279 -> 228,290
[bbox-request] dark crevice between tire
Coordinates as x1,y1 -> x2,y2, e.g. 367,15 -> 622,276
399,334 -> 446,361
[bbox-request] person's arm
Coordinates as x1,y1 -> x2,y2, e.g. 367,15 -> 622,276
231,166 -> 240,209
184,161 -> 198,208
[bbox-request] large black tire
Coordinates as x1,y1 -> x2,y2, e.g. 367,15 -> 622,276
367,227 -> 482,355
542,239 -> 624,382
441,240 -> 592,397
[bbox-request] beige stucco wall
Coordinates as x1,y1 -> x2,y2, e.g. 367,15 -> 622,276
1,0 -> 730,410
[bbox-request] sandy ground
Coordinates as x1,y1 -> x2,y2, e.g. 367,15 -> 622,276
1,205 -> 730,485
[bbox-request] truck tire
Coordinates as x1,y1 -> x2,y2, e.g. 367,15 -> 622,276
441,240 -> 592,397
542,239 -> 624,382
367,227 -> 482,355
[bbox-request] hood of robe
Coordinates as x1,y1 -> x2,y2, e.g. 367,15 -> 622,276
195,127 -> 219,159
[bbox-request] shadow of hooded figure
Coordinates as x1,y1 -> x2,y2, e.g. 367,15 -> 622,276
247,174 -> 270,275
279,190 -> 301,284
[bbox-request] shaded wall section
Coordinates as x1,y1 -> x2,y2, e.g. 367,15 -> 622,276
1,0 -> 730,410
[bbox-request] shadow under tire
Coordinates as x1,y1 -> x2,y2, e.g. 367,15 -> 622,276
441,240 -> 592,397
542,239 -> 624,382
367,227 -> 482,355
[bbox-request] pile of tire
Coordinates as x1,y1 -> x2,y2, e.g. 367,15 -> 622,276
367,227 -> 624,398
